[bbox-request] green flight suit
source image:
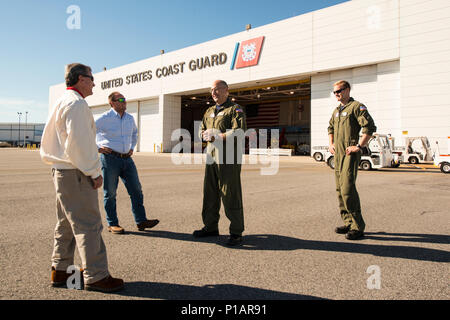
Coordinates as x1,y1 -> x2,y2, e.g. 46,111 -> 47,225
200,98 -> 247,236
328,98 -> 376,232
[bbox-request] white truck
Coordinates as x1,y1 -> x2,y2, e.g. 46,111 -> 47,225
311,146 -> 329,162
324,133 -> 398,171
433,141 -> 450,174
392,136 -> 433,165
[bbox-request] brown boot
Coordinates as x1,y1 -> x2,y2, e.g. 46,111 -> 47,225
51,266 -> 83,287
137,219 -> 159,231
84,275 -> 124,293
107,225 -> 125,234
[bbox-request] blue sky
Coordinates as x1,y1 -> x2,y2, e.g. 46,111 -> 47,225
0,0 -> 348,123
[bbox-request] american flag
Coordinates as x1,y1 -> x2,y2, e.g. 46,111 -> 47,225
245,102 -> 280,129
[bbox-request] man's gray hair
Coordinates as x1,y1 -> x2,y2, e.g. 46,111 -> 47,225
65,63 -> 92,87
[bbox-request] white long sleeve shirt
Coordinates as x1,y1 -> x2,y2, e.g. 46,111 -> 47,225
40,89 -> 102,178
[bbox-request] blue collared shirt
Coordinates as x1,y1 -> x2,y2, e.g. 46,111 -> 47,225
95,108 -> 138,153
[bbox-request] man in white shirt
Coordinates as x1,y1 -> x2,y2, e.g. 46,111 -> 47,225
96,92 -> 159,234
40,63 -> 124,292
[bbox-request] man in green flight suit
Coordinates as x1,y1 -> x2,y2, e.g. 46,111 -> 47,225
193,80 -> 247,246
328,80 -> 376,240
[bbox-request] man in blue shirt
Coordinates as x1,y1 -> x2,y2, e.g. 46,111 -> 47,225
96,92 -> 159,234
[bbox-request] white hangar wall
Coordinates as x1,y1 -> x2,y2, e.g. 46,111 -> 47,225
399,0 -> 450,151
139,98 -> 162,152
312,0 -> 399,71
310,0 -> 401,149
307,0 -> 450,152
48,0 -> 450,153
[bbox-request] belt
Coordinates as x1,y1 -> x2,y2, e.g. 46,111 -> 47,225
109,151 -> 131,159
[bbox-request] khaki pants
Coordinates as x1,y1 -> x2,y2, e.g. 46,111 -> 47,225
51,169 -> 109,284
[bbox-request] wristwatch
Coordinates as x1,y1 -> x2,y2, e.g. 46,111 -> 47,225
356,144 -> 362,149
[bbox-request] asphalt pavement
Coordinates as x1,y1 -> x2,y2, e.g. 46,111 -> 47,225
0,149 -> 448,300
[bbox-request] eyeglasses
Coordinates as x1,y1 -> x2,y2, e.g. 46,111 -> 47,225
81,74 -> 94,81
113,97 -> 126,103
211,86 -> 227,93
333,88 -> 347,95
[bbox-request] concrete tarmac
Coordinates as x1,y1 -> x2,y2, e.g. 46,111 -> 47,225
0,149 -> 448,300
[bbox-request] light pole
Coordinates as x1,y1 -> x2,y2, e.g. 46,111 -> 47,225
24,111 -> 28,146
17,112 -> 22,147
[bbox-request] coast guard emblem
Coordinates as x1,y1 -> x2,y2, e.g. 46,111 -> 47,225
232,36 -> 265,69
242,43 -> 257,62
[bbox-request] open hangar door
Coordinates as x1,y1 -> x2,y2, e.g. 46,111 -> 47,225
180,79 -> 311,154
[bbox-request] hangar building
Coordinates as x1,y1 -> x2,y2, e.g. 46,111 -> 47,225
49,0 -> 450,154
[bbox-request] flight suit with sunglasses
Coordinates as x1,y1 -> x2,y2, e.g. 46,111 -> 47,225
328,82 -> 376,240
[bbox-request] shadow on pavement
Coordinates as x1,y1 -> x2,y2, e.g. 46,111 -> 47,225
364,232 -> 450,244
117,282 -> 323,300
127,231 -> 450,263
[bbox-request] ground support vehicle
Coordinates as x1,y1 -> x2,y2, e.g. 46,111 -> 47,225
433,141 -> 450,174
325,151 -> 391,171
434,155 -> 450,174
324,134 -> 397,171
311,146 -> 329,162
368,134 -> 400,168
392,137 -> 433,165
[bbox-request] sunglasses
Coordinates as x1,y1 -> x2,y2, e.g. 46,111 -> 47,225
333,88 -> 347,95
113,98 -> 126,103
81,74 -> 94,81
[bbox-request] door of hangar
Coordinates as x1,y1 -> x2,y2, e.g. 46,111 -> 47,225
139,98 -> 160,152
180,80 -> 311,154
